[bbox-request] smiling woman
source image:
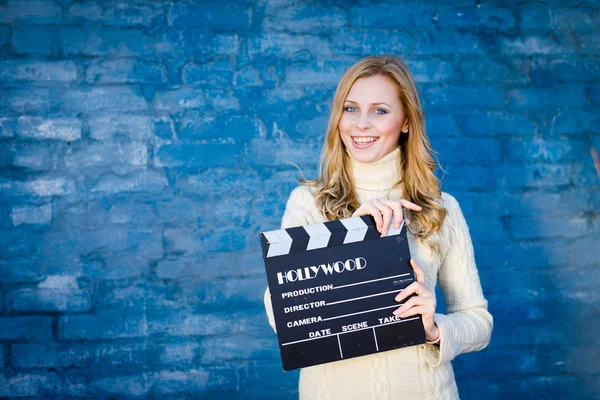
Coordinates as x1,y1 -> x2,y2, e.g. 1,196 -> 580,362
263,55 -> 493,400
339,75 -> 407,163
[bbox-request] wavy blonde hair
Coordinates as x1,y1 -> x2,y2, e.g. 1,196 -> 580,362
298,55 -> 447,255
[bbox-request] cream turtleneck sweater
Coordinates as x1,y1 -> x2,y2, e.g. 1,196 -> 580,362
263,147 -> 493,400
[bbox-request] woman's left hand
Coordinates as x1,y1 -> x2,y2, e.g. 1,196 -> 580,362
394,259 -> 440,343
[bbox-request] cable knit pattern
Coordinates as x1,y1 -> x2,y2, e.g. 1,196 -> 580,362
263,147 -> 493,399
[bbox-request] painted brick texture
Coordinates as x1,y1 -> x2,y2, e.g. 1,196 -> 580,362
0,1 -> 598,398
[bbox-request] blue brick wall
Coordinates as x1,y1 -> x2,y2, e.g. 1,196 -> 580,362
0,1 -> 598,398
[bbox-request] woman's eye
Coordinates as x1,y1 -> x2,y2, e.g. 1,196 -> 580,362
374,108 -> 387,115
344,106 -> 357,112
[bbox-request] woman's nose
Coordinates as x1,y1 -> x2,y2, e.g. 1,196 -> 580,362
356,113 -> 372,130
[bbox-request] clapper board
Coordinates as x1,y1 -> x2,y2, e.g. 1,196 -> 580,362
260,215 -> 426,371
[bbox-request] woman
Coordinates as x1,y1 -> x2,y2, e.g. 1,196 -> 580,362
263,55 -> 493,399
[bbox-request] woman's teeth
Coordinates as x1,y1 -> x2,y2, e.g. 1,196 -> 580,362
353,137 -> 378,144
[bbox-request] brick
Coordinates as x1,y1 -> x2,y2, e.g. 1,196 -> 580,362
4,143 -> 54,171
157,142 -> 240,170
0,177 -> 74,198
500,35 -> 576,55
17,116 -> 81,141
158,342 -> 199,365
154,88 -> 239,111
153,368 -> 236,396
284,61 -> 347,86
0,60 -> 77,82
423,86 -> 504,111
168,3 -> 251,30
532,59 -> 600,84
435,6 -> 515,31
520,5 -> 550,29
508,216 -> 589,240
68,2 -> 162,26
0,26 -> 9,44
5,288 -> 91,312
195,276 -> 266,307
234,65 -> 263,87
0,118 -> 15,138
88,115 -> 155,141
64,141 -> 148,177
331,29 -> 412,56
439,166 -> 494,191
154,195 -> 204,224
58,87 -> 148,113
196,226 -> 249,252
459,111 -> 536,137
182,60 -> 233,86
248,33 -> 333,58
109,202 -> 157,226
200,336 -> 277,364
5,88 -> 53,113
85,59 -> 166,84
245,137 -> 321,167
91,171 -> 168,193
414,31 -> 484,55
0,373 -> 62,397
432,138 -> 503,164
502,189 -> 591,217
4,0 -> 62,24
407,59 -> 456,84
570,236 -> 600,266
506,138 -> 585,163
93,284 -> 180,312
0,316 -> 52,339
265,3 -> 346,33
579,32 -> 600,55
12,342 -> 152,368
0,259 -> 45,283
177,112 -> 263,141
458,59 -> 529,85
148,312 -> 230,337
495,164 -> 572,189
90,373 -> 153,398
58,28 -> 153,56
59,312 -> 148,340
10,203 -> 52,226
349,4 -> 434,29
507,86 -> 586,110
157,30 -> 239,58
11,26 -> 54,55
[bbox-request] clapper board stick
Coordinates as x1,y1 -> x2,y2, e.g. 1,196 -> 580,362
260,215 -> 426,371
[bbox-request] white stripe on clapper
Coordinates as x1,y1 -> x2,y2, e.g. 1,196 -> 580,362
340,217 -> 369,244
263,229 -> 293,258
303,223 -> 331,251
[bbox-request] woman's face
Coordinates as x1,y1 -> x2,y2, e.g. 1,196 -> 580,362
339,74 -> 407,163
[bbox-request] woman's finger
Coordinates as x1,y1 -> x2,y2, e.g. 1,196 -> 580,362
399,199 -> 423,211
379,199 -> 404,229
395,305 -> 430,319
352,202 -> 384,232
410,259 -> 426,284
394,281 -> 428,302
371,199 -> 393,237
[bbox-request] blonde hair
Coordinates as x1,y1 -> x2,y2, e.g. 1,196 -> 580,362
298,54 -> 447,255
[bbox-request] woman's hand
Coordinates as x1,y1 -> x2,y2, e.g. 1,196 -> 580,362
351,198 -> 422,237
394,259 -> 440,343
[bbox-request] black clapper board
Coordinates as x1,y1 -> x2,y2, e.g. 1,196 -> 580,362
259,215 -> 426,371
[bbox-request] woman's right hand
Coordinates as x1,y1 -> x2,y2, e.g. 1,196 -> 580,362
352,198 -> 422,237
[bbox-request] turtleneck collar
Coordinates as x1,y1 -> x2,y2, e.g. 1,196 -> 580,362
347,146 -> 403,192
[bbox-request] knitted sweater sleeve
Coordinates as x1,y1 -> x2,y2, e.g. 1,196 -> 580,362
263,187 -> 314,333
422,194 -> 494,367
